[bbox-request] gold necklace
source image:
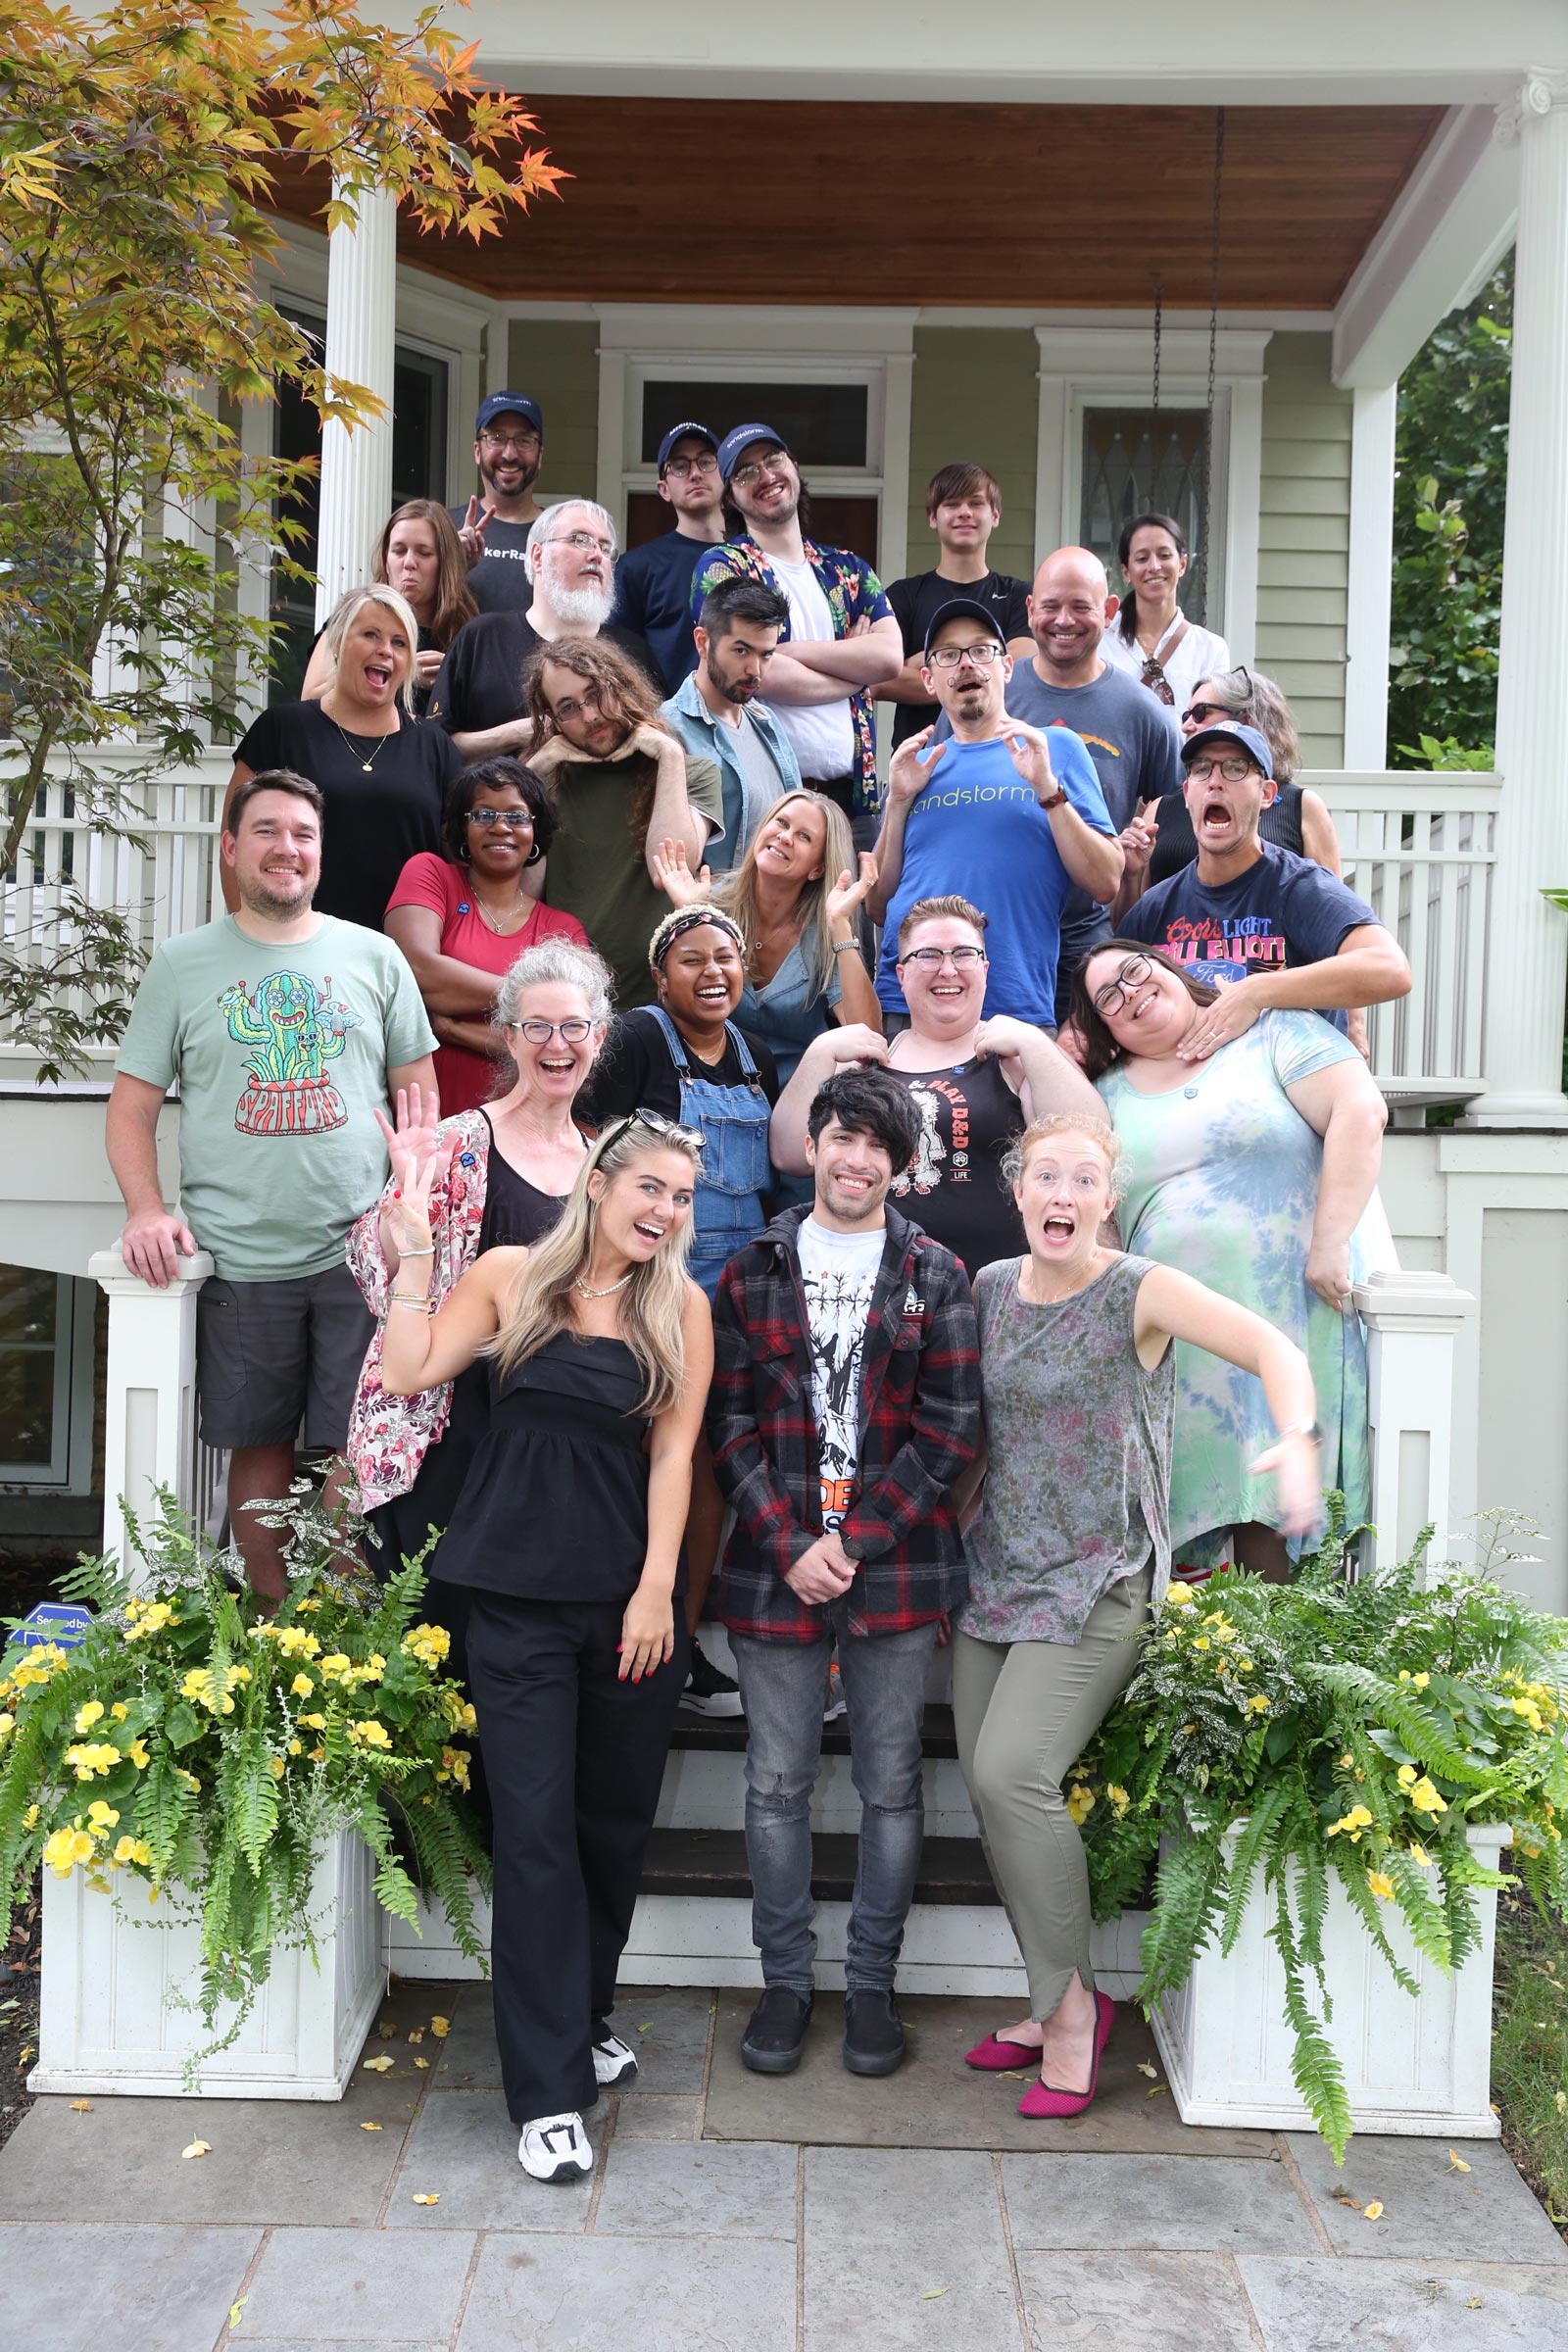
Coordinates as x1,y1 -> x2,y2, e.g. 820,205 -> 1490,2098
574,1268 -> 634,1300
328,710 -> 397,773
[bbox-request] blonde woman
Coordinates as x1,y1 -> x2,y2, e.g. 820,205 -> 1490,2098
225,583 -> 460,932
379,1109 -> 711,2184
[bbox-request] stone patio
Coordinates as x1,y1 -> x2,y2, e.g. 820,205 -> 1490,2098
3,1981 -> 1564,2351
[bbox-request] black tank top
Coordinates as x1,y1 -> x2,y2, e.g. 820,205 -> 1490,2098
1146,780 -> 1307,888
882,1054 -> 1026,1278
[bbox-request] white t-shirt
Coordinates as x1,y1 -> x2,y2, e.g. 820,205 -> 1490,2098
765,557 -> 858,780
1100,618 -> 1230,717
797,1215 -> 885,1529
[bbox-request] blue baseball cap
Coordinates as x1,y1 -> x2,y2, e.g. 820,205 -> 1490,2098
657,421 -> 718,475
474,391 -> 543,438
716,422 -> 792,485
1181,719 -> 1273,781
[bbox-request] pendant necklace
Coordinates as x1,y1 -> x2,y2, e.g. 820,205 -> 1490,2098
472,893 -> 533,936
330,714 -> 394,774
575,1269 -> 634,1300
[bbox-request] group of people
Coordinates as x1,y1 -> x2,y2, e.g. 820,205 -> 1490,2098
103,388 -> 1407,2187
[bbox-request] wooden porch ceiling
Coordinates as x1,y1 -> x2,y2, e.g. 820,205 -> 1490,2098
266,98 -> 1443,310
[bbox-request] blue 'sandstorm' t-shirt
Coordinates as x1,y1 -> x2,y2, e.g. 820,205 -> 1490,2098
875,732 -> 1114,1028
1119,841 -> 1380,1035
612,530 -> 711,693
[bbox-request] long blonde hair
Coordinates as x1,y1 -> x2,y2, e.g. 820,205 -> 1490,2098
321,583 -> 422,715
714,789 -> 855,1001
489,1117 -> 702,1413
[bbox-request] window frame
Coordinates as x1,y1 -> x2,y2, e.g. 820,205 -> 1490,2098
0,1268 -> 97,1490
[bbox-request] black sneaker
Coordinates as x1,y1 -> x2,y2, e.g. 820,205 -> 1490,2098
740,1986 -> 813,2075
680,1637 -> 744,1718
842,1988 -> 907,2077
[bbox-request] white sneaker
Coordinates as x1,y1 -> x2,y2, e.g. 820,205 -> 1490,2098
517,2111 -> 594,2183
592,2032 -> 639,2089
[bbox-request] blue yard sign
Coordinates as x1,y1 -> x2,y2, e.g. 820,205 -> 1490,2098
6,1601 -> 92,1650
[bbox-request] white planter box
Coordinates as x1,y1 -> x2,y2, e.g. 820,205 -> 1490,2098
30,1829 -> 383,2101
1152,1821 -> 1509,2139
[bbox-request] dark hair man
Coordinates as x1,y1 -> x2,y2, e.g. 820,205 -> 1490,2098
451,391 -> 549,613
612,422 -> 728,693
1115,719 -> 1411,1051
709,1064 -> 981,2082
662,577 -> 803,871
869,601 -> 1121,1031
881,463 -> 1033,749
691,425 -> 903,852
106,770 -> 436,1603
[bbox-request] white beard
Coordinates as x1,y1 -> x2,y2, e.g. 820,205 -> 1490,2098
545,578 -> 614,629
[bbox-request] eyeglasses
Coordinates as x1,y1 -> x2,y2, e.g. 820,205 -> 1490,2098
506,1017 -> 595,1044
1091,953 -> 1153,1018
1139,657 -> 1176,707
466,808 -> 534,830
1186,756 -> 1259,783
927,642 -> 1004,670
480,430 -> 539,454
731,457 -> 791,491
597,1106 -> 705,1155
548,529 -> 616,557
663,455 -> 718,479
899,945 -> 987,969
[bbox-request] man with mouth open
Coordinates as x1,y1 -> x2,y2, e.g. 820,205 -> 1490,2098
709,1066 -> 981,2082
1114,719 -> 1410,1052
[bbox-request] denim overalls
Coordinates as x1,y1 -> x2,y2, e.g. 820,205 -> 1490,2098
644,1005 -> 771,1299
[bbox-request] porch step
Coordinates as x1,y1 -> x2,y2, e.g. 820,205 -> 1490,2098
670,1703 -> 959,1762
638,1826 -> 998,1907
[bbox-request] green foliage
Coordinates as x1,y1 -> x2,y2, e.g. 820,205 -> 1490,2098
0,1487 -> 490,2080
1388,258 -> 1510,766
1069,1502 -> 1568,2160
1491,1894 -> 1568,2229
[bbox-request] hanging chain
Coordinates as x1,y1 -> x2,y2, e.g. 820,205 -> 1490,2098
1151,272 -> 1162,421
1198,105 -> 1225,622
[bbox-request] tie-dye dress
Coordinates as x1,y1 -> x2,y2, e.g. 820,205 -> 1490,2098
1096,1011 -> 1370,1562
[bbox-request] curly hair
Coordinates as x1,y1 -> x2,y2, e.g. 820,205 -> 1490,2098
522,637 -> 674,853
441,757 -> 556,864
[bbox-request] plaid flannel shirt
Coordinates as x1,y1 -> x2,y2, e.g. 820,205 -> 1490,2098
708,1204 -> 981,1642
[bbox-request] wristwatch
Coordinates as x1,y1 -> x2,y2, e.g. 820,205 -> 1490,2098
1037,784 -> 1068,810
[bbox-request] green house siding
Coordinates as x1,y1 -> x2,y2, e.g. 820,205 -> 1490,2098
506,319 -> 600,507
906,328 -> 1039,589
1257,334 -> 1352,768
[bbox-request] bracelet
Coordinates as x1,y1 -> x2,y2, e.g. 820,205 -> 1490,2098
831,938 -> 862,956
389,1295 -> 433,1313
395,1246 -> 434,1257
1278,1418 -> 1322,1445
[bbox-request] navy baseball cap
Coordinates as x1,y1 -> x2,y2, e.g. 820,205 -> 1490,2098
923,597 -> 1009,659
657,421 -> 718,474
1181,719 -> 1273,781
717,422 -> 792,484
475,391 -> 543,437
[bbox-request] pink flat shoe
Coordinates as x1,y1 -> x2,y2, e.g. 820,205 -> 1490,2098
1016,1992 -> 1117,2120
962,2031 -> 1041,2073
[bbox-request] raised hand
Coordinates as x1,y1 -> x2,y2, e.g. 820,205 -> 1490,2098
373,1082 -> 443,1207
888,727 -> 941,808
651,835 -> 710,908
1119,804 -> 1159,879
457,496 -> 492,564
995,718 -> 1056,802
825,853 -> 878,927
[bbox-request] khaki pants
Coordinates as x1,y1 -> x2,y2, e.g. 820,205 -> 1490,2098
953,1568 -> 1152,2023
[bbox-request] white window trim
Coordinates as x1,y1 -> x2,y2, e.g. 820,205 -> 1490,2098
1034,325 -> 1269,665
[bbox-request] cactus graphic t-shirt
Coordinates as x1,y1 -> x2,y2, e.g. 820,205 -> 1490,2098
116,913 -> 435,1281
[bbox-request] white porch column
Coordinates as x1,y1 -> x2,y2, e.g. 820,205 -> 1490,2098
89,1248 -> 214,1582
1353,1269 -> 1477,1576
1469,73 -> 1568,1127
314,181 -> 398,628
1342,382 -> 1396,768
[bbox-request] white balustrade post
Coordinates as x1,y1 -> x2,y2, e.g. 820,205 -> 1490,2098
314,181 -> 398,628
1353,1269 -> 1477,1577
90,1247 -> 214,1583
1468,73 -> 1568,1127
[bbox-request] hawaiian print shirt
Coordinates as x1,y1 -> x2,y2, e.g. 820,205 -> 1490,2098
690,536 -> 894,815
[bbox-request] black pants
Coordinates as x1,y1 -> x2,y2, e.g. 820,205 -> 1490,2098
466,1591 -> 689,2124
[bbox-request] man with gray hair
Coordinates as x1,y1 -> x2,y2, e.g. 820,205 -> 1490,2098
430,498 -> 661,759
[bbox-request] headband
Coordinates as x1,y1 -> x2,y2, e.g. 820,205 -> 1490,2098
648,902 -> 745,969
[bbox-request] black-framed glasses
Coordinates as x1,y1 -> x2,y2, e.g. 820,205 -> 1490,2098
899,945 -> 987,969
466,808 -> 534,830
506,1017 -> 595,1044
1091,954 -> 1153,1018
1187,756 -> 1258,784
927,643 -> 1004,670
596,1107 -> 705,1156
663,454 -> 719,479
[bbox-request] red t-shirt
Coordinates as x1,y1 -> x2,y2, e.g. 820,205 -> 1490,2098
385,853 -> 590,1116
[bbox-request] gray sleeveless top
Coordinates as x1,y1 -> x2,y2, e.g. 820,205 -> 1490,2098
958,1252 -> 1174,1645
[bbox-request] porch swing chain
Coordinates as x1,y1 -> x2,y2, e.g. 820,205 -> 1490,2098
1151,273 -> 1162,419
1199,105 -> 1225,619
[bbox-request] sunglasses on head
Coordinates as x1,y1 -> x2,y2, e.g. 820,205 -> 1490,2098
596,1107 -> 705,1159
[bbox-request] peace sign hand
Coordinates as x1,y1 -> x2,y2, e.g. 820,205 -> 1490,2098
458,496 -> 493,564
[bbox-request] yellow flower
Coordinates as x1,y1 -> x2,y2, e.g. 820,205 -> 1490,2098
0,1712 -> 13,1742
1396,1764 -> 1417,1788
1065,1784 -> 1095,1826
1411,1672 -> 1430,1690
1193,1637 -> 1210,1652
1328,1805 -> 1374,1839
300,1712 -> 326,1731
74,1700 -> 105,1733
111,1701 -> 128,1720
1408,1842 -> 1432,1868
1366,1871 -> 1395,1901
1512,1696 -> 1544,1732
439,1746 -> 472,1791
1247,1694 -> 1271,1714
269,1755 -> 285,1779
1340,1754 -> 1354,1770
126,1739 -> 150,1770
43,1827 -> 79,1876
173,1767 -> 201,1792
290,1674 -> 316,1698
348,1719 -> 392,1750
1164,1585 -> 1196,1608
404,1624 -> 452,1669
123,1599 -> 177,1642
64,1741 -> 121,1781
86,1800 -> 120,1830
228,1664 -> 252,1687
23,1803 -> 38,1829
1235,1658 -> 1253,1674
112,1836 -> 151,1867
287,1739 -> 302,1757
309,1745 -> 326,1764
1408,1777 -> 1446,1816
1107,1783 -> 1130,1818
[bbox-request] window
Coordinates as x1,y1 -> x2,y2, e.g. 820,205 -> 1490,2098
1080,407 -> 1219,626
625,370 -> 884,567
0,1266 -> 95,1488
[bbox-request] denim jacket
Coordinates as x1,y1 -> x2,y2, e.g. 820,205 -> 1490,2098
661,672 -> 802,872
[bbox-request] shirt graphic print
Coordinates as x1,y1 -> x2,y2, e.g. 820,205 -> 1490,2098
797,1219 -> 884,1530
220,966 -> 364,1136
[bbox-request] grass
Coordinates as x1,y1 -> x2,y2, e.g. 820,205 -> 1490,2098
1493,1889 -> 1568,2233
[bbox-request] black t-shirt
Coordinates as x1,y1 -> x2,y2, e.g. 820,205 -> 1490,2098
233,701 -> 459,932
612,530 -> 711,694
428,613 -> 662,737
886,568 -> 1031,747
579,1007 -> 780,1128
1120,842 -> 1380,1036
883,1054 -> 1026,1277
446,507 -> 534,614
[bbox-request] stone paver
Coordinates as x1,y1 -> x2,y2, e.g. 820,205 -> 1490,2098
455,2232 -> 797,2351
1284,2132 -> 1568,2263
423,1987 -> 502,2091
605,1985 -> 715,2092
805,2241 -> 1022,2352
233,2224 -> 476,2342
594,2138 -> 797,2238
0,2224 -> 260,2352
613,2091 -> 700,2140
1004,2150 -> 1318,2254
1237,2255 -> 1567,2349
1015,2249 -> 1259,2351
805,2144 -> 1006,2246
382,2090 -> 595,2230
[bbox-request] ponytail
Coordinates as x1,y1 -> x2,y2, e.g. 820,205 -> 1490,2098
1115,510 -> 1189,645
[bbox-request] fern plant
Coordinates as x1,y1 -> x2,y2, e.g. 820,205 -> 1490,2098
1069,1504 -> 1568,2160
0,1487 -> 491,2077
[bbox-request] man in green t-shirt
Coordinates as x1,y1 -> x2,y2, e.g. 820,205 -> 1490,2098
108,769 -> 436,1600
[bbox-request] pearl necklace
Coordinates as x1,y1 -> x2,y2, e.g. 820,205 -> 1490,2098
574,1269 -> 634,1300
